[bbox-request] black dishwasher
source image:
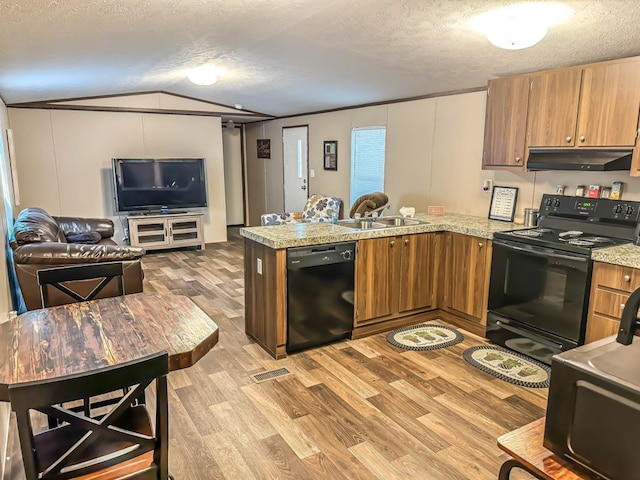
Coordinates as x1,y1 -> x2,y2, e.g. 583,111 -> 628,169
287,242 -> 355,353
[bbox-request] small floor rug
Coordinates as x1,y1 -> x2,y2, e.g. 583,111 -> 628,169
386,324 -> 464,351
462,346 -> 551,388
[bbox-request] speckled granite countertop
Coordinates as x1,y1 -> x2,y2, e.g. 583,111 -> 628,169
240,212 -> 640,268
239,213 -> 527,249
592,244 -> 640,269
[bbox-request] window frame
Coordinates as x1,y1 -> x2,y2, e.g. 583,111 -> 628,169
350,126 -> 386,206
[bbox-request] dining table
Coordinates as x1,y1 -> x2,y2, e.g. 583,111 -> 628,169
497,418 -> 598,479
0,292 -> 219,401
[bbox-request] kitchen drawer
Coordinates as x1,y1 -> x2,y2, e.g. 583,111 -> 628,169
592,262 -> 640,293
591,288 -> 629,319
586,312 -> 620,343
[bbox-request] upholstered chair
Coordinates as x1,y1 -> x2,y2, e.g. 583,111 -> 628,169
261,194 -> 342,225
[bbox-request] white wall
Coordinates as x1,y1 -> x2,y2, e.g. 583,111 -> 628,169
222,127 -> 245,225
8,109 -> 227,243
246,90 -> 640,225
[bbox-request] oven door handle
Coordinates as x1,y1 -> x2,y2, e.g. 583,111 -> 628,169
494,239 -> 588,263
495,320 -> 564,350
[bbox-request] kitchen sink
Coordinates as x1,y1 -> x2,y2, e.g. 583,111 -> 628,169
339,219 -> 387,230
339,216 -> 429,230
374,216 -> 426,227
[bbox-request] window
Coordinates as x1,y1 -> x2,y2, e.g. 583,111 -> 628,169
350,126 -> 386,206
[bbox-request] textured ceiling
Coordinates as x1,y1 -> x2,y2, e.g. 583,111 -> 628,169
1,0 -> 640,117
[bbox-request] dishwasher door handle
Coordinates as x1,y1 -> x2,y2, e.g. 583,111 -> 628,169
287,243 -> 356,269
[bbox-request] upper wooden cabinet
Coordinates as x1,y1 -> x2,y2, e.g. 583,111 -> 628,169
577,60 -> 640,147
484,56 -> 640,170
528,60 -> 640,148
482,76 -> 530,169
527,69 -> 582,147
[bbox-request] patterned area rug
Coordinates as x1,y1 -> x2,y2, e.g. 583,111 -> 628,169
386,324 -> 464,351
463,346 -> 551,388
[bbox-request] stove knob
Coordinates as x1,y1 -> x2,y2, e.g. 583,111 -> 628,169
626,206 -> 635,216
544,198 -> 553,207
613,204 -> 623,214
553,198 -> 561,208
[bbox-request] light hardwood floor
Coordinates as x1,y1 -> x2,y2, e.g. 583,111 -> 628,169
6,228 -> 545,479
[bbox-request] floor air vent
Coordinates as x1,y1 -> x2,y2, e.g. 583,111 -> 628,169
251,367 -> 291,383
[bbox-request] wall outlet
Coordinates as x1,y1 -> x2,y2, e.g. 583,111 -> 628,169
483,179 -> 493,193
257,258 -> 262,275
310,169 -> 315,178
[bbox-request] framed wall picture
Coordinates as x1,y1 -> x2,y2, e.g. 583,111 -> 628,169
488,186 -> 518,222
323,140 -> 337,170
257,139 -> 271,159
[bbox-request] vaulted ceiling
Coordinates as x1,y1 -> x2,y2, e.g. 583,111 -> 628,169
2,1 -> 640,120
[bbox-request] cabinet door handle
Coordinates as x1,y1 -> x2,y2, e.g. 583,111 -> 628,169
624,274 -> 631,282
579,135 -> 586,142
565,136 -> 572,143
621,303 -> 626,310
390,240 -> 395,247
404,239 -> 409,246
478,242 -> 484,248
515,156 -> 521,163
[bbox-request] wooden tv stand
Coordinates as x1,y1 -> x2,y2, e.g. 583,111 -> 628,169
127,212 -> 205,251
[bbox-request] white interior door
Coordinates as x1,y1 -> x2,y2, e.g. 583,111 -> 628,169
283,126 -> 308,212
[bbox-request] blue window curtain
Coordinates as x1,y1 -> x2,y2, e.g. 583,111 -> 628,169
0,132 -> 25,313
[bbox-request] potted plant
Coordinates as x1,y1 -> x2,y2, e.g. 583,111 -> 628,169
483,352 -> 504,362
498,358 -> 523,370
402,334 -> 421,343
416,331 -> 436,341
517,367 -> 539,377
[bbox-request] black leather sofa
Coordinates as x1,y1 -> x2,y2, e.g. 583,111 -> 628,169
11,207 -> 145,310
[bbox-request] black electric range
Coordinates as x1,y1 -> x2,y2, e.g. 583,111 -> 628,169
494,194 -> 640,254
487,195 -> 640,364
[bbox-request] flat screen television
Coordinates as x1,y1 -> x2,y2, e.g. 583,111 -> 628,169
112,158 -> 208,213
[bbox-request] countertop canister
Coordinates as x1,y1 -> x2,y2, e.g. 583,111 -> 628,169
524,208 -> 539,227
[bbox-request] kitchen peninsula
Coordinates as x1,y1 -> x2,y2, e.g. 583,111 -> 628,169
242,213 -> 640,359
241,213 -> 526,358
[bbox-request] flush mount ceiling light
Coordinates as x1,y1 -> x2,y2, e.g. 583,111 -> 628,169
469,2 -> 573,50
186,66 -> 219,86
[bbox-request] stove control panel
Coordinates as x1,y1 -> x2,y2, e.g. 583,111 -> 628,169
540,194 -> 640,222
575,200 -> 597,214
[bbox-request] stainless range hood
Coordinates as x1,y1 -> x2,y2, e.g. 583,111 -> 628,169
527,149 -> 633,171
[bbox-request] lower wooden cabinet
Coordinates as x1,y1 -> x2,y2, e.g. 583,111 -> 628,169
586,261 -> 640,343
354,233 -> 438,327
399,233 -> 436,312
244,230 -> 497,358
441,232 -> 492,331
244,239 -> 287,358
